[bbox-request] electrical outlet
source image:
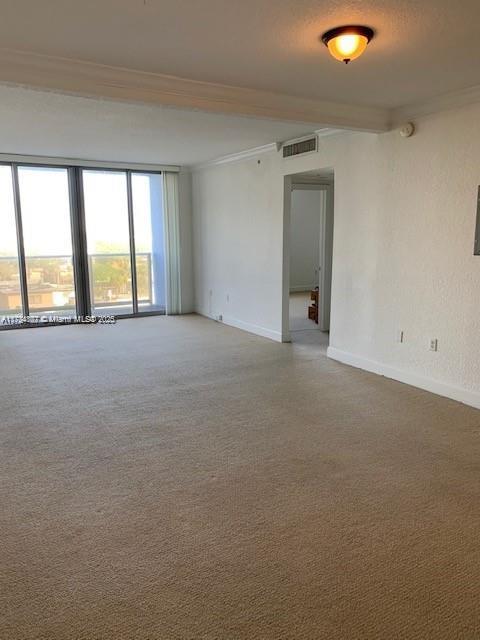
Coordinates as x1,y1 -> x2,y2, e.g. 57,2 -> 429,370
397,330 -> 404,343
429,338 -> 438,352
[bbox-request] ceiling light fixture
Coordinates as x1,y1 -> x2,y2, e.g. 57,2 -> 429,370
321,25 -> 374,64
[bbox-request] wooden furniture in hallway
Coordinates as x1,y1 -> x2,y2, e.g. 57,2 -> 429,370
308,287 -> 319,324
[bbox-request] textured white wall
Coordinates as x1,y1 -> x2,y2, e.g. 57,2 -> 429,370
289,189 -> 321,291
192,102 -> 480,407
192,154 -> 284,340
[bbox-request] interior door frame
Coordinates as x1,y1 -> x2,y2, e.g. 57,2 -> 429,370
318,183 -> 334,331
282,172 -> 334,341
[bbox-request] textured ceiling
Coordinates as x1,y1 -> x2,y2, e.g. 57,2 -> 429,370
0,0 -> 479,109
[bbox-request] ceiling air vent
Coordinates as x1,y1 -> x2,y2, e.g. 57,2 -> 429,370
282,135 -> 318,159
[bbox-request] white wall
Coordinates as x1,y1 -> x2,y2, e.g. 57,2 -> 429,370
192,102 -> 480,408
289,189 -> 321,291
192,154 -> 284,341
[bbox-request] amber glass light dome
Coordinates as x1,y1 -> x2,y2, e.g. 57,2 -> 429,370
321,26 -> 374,64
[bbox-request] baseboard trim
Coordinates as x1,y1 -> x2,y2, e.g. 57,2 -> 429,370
327,347 -> 480,410
197,309 -> 283,343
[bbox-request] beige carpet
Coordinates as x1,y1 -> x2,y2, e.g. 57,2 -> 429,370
1,315 -> 480,639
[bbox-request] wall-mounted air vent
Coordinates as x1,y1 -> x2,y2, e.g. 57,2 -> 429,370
282,135 -> 318,159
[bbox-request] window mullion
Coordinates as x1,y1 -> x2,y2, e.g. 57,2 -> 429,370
69,167 -> 91,318
11,164 -> 29,318
126,170 -> 138,315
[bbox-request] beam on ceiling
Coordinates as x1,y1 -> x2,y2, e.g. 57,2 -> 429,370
0,48 -> 390,133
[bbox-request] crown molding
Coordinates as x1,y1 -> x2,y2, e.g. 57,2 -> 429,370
191,128 -> 349,170
391,83 -> 480,126
192,143 -> 278,170
0,48 -> 390,132
314,128 -> 346,138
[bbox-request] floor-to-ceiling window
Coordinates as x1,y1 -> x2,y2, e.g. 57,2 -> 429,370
18,166 -> 77,317
0,166 -> 23,318
0,162 -> 167,328
131,172 -> 166,312
83,170 -> 134,316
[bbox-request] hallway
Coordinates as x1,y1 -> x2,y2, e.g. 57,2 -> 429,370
289,291 -> 329,352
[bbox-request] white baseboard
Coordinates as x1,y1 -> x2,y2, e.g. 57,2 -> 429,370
290,285 -> 315,293
197,309 -> 283,343
327,347 -> 480,410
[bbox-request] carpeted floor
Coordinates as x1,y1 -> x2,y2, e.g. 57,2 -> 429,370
1,315 -> 480,639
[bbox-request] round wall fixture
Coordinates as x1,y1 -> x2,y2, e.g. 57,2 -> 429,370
321,25 -> 374,64
399,122 -> 415,138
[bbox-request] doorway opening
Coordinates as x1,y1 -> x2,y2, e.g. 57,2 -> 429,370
283,169 -> 334,352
